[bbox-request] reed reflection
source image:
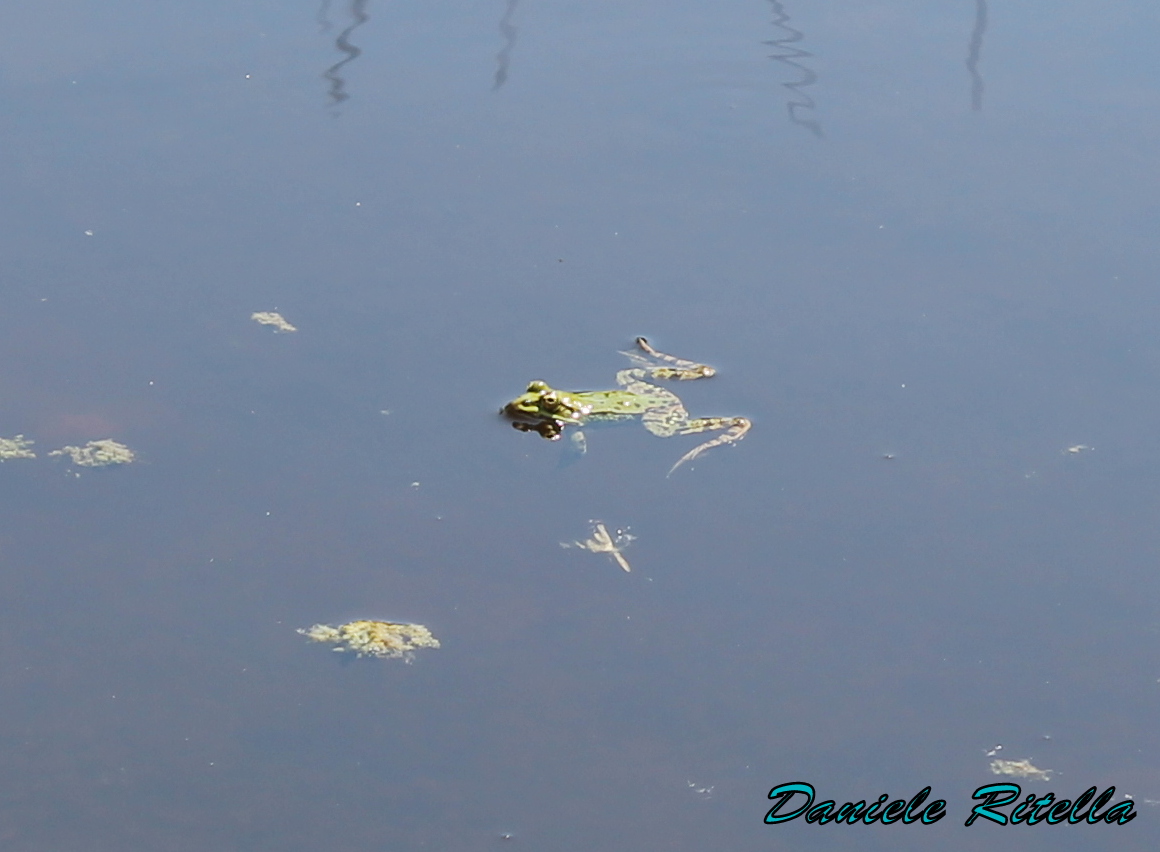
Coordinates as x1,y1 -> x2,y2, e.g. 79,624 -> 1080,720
965,0 -> 987,110
764,1 -> 823,138
493,0 -> 520,90
319,0 -> 371,106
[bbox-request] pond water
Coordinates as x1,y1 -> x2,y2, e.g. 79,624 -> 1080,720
1,1 -> 1158,849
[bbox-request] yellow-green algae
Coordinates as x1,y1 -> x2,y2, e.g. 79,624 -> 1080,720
298,620 -> 440,660
0,435 -> 36,461
48,439 -> 135,467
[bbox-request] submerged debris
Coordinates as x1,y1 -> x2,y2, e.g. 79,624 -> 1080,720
48,439 -> 135,467
0,435 -> 36,461
251,311 -> 297,332
562,521 -> 635,572
990,758 -> 1052,782
298,620 -> 440,660
1064,444 -> 1093,454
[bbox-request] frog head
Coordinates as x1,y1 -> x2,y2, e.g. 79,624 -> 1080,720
502,380 -> 591,440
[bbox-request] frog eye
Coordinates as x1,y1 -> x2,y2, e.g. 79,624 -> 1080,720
527,381 -> 548,392
542,391 -> 557,406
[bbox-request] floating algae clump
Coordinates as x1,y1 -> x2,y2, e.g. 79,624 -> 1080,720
49,439 -> 135,467
298,620 -> 440,660
251,311 -> 297,332
990,758 -> 1052,782
561,520 -> 635,572
0,435 -> 36,461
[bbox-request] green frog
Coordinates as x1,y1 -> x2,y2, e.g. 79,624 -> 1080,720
502,337 -> 751,474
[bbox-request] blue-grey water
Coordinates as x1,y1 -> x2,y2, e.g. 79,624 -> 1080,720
1,1 -> 1158,849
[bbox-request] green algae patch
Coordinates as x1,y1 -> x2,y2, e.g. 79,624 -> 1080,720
561,520 -> 635,572
0,435 -> 36,461
990,758 -> 1052,782
49,439 -> 135,467
298,620 -> 440,661
251,311 -> 297,332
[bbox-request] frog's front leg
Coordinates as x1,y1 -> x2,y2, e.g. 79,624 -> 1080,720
665,415 -> 752,476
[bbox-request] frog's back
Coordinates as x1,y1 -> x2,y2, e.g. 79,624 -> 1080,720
577,388 -> 654,418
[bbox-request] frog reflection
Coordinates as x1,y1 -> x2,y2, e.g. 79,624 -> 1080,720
503,338 -> 750,474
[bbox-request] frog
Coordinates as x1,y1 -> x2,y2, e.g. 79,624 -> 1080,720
502,337 -> 751,474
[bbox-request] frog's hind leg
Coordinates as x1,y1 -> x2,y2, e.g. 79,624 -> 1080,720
620,337 -> 716,380
667,416 -> 752,476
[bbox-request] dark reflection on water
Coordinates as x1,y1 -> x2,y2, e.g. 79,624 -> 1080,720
493,0 -> 519,90
764,0 -> 823,138
966,0 -> 988,110
320,0 -> 370,106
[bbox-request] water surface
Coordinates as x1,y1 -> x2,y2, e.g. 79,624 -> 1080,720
1,1 -> 1158,849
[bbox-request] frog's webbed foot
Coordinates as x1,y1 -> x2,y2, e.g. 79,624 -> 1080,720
569,430 -> 588,456
555,430 -> 587,468
667,417 -> 752,476
620,337 -> 716,380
